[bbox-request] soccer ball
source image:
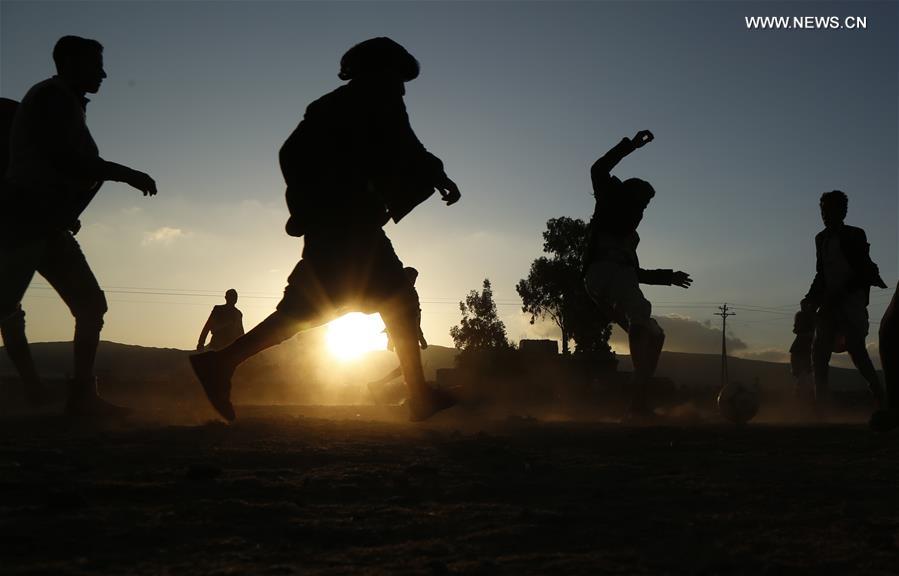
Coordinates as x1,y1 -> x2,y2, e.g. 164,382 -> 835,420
717,381 -> 760,424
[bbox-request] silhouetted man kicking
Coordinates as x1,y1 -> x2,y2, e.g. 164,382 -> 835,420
870,283 -> 898,432
583,131 -> 692,418
801,190 -> 886,410
0,36 -> 157,418
191,38 -> 460,422
197,289 -> 244,351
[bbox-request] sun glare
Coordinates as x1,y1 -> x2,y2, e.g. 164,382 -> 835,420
325,313 -> 389,361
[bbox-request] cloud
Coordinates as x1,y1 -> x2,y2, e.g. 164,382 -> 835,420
610,315 -> 748,355
142,226 -> 185,246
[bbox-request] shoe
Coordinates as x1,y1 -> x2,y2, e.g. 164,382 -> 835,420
869,409 -> 899,433
190,351 -> 236,422
408,385 -> 458,422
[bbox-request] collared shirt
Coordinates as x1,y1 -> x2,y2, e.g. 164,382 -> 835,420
5,76 -> 103,233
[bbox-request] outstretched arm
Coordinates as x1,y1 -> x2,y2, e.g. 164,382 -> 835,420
98,161 -> 157,196
591,130 -> 653,195
638,269 -> 692,288
35,86 -> 157,197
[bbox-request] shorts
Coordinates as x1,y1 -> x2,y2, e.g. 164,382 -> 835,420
276,229 -> 413,320
584,259 -> 653,332
818,291 -> 870,342
0,230 -> 106,325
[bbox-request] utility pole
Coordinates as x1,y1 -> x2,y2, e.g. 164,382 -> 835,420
715,303 -> 736,386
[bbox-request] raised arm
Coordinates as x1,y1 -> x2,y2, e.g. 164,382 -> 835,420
591,130 -> 654,195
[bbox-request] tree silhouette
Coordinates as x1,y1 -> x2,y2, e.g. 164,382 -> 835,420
450,279 -> 512,351
516,217 -> 614,361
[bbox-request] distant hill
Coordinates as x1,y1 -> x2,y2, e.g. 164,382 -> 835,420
618,351 -> 873,392
0,341 -> 873,407
0,339 -> 460,406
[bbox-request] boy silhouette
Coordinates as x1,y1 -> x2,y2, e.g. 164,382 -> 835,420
191,38 -> 460,422
801,190 -> 886,410
583,131 -> 692,418
197,289 -> 244,351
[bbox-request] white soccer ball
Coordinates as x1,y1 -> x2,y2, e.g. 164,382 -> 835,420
717,381 -> 760,424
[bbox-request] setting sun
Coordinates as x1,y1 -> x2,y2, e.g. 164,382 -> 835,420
325,313 -> 389,361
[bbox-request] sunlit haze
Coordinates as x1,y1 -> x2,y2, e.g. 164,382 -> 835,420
325,313 -> 389,362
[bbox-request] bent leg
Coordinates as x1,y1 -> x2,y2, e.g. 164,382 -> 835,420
879,287 -> 898,410
628,319 -> 665,412
1,240 -> 46,400
610,266 -> 660,413
37,232 -> 107,398
380,292 -> 427,401
371,235 -> 454,420
0,306 -> 45,403
869,287 -> 899,432
812,313 -> 836,404
847,337 -> 882,407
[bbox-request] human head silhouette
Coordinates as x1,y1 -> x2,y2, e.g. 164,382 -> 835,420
225,289 -> 238,306
53,36 -> 106,94
819,190 -> 848,229
339,37 -> 419,88
622,177 -> 655,226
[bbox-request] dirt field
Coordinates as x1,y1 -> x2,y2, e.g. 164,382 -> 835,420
2,406 -> 898,575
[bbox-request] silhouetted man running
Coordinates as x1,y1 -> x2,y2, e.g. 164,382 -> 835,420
197,289 -> 244,351
191,38 -> 460,422
583,131 -> 692,418
801,190 -> 886,411
0,36 -> 157,418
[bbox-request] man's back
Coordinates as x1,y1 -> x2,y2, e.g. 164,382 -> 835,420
6,76 -> 101,234
208,304 -> 243,350
281,82 -> 444,236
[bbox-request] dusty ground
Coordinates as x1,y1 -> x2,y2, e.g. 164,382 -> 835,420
1,405 -> 898,575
